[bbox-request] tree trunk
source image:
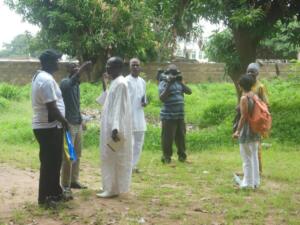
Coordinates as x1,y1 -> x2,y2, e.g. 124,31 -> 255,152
89,56 -> 106,82
233,28 -> 258,70
229,67 -> 244,103
230,28 -> 260,102
79,55 -> 106,82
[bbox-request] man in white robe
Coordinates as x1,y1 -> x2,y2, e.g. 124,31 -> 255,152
96,57 -> 133,198
125,58 -> 147,173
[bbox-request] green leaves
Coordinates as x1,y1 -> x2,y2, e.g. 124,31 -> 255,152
6,0 -> 157,67
229,8 -> 265,29
204,29 -> 241,76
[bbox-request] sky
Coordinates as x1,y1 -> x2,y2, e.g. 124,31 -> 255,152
0,1 -> 223,50
0,1 -> 39,49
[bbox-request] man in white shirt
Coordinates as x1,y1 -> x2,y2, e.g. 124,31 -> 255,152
125,58 -> 147,173
96,57 -> 133,198
32,49 -> 69,207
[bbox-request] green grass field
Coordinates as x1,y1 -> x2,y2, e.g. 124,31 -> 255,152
0,78 -> 300,224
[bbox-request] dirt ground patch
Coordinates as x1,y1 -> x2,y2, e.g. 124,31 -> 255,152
0,165 -> 38,218
0,163 -> 225,225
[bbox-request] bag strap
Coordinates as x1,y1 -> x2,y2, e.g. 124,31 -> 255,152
32,71 -> 40,82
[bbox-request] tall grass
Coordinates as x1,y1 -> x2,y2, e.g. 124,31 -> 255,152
0,77 -> 300,151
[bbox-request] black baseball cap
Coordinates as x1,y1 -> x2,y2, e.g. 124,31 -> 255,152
39,49 -> 62,62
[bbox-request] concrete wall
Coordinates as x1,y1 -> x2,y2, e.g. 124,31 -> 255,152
141,62 -> 227,83
0,60 -> 69,85
0,60 -> 298,85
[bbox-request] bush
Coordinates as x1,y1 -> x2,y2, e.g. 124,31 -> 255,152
199,101 -> 235,128
0,119 -> 33,144
0,83 -> 22,100
2,77 -> 300,150
80,82 -> 102,108
0,97 -> 10,111
83,123 -> 100,148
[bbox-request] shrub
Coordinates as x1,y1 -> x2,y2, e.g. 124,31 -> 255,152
199,101 -> 235,128
83,123 -> 100,148
0,119 -> 33,144
0,83 -> 22,100
2,77 -> 300,150
80,82 -> 102,108
0,97 -> 9,111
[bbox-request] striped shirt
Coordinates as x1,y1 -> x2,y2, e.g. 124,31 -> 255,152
159,80 -> 185,120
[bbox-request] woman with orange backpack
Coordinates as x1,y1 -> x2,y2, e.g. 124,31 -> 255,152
233,75 -> 261,189
247,62 -> 269,174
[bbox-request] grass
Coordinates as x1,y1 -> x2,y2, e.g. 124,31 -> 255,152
1,146 -> 300,224
1,79 -> 300,224
1,77 -> 300,150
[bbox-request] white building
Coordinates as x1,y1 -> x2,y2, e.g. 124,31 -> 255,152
175,37 -> 208,62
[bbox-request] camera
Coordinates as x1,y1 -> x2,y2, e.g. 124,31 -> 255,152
161,74 -> 182,82
160,69 -> 182,82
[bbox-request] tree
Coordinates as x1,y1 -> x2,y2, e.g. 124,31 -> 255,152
145,0 -> 202,62
188,0 -> 300,96
205,19 -> 300,64
0,32 -> 33,58
205,19 -> 300,78
204,29 -> 241,78
257,19 -> 300,59
5,0 -> 156,80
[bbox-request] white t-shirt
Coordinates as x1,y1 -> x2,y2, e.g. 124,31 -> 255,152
31,70 -> 65,129
125,74 -> 147,132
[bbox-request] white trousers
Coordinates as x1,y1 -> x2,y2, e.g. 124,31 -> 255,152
132,131 -> 145,168
239,142 -> 260,188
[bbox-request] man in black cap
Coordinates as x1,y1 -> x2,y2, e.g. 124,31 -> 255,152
159,64 -> 192,164
31,49 -> 70,207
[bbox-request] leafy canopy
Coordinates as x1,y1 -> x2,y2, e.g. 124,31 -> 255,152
5,0 -> 156,62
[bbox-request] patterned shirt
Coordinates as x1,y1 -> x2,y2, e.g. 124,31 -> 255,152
159,80 -> 185,120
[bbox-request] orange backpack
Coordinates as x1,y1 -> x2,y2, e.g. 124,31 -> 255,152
247,95 -> 272,136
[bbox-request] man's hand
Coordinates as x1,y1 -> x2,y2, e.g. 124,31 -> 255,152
141,95 -> 148,107
111,129 -> 120,142
232,131 -> 239,139
62,120 -> 70,131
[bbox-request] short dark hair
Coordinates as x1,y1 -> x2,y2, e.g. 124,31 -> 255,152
238,74 -> 254,92
39,49 -> 62,64
107,56 -> 123,68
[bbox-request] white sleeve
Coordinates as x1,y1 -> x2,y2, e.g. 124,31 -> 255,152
96,91 -> 107,105
40,79 -> 57,104
111,83 -> 127,132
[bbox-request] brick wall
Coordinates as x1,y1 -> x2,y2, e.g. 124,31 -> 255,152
0,60 -> 298,85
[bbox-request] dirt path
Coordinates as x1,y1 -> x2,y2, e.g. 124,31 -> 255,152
0,165 -> 38,218
0,163 -> 225,225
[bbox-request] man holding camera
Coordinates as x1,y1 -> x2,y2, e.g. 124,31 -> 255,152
159,64 -> 192,164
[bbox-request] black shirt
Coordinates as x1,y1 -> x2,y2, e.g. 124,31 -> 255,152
60,75 -> 82,125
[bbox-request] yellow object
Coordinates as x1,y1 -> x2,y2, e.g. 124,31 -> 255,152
64,141 -> 72,161
252,80 -> 269,104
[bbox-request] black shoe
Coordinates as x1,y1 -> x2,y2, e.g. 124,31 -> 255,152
161,157 -> 171,164
132,167 -> 142,173
178,157 -> 186,162
39,197 -> 60,209
70,181 -> 87,189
